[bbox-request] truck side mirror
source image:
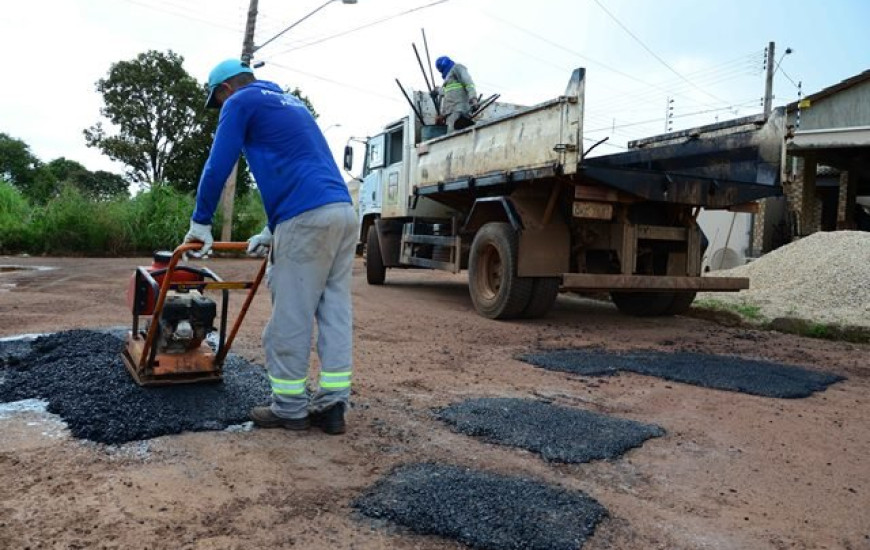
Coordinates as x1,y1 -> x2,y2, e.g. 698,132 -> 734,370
343,145 -> 354,172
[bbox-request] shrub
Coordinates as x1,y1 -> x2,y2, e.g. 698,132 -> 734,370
33,184 -> 122,255
128,185 -> 195,253
0,180 -> 33,253
232,191 -> 267,239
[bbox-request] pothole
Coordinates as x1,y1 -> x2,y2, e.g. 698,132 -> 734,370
355,463 -> 607,550
0,330 -> 270,444
519,348 -> 844,398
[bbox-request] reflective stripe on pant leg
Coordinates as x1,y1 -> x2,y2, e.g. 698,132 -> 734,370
319,370 -> 352,390
269,375 -> 307,396
312,204 -> 357,411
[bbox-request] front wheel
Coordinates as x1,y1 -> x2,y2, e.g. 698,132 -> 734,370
468,223 -> 533,319
365,225 -> 386,285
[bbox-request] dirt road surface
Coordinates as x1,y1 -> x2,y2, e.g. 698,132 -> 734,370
1,256 -> 868,550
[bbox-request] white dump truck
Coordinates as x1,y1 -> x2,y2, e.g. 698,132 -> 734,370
343,68 -> 786,319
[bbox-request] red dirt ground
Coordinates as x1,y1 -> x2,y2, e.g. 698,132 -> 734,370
0,255 -> 867,550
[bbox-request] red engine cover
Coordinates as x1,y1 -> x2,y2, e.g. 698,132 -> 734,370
127,251 -> 204,315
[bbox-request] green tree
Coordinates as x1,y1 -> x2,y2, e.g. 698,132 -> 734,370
84,50 -> 213,189
0,132 -> 39,195
287,87 -> 318,119
45,157 -> 89,183
84,170 -> 129,200
44,157 -> 128,201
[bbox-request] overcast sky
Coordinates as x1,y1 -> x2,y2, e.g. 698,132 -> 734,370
1,0 -> 867,180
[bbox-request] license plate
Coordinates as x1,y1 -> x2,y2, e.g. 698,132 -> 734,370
572,201 -> 612,220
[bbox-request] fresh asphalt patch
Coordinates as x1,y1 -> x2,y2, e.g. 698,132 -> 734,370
519,348 -> 844,398
439,397 -> 664,463
0,330 -> 270,444
354,462 -> 607,550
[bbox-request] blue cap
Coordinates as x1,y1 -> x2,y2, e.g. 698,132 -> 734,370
435,56 -> 454,79
206,59 -> 254,108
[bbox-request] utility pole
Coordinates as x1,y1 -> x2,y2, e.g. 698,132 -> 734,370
241,0 -> 258,65
664,96 -> 673,132
219,0 -> 259,242
763,41 -> 775,118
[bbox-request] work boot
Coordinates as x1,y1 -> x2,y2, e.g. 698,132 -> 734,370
309,402 -> 346,435
249,407 -> 310,430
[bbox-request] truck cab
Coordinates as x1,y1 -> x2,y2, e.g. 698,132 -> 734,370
354,119 -> 408,249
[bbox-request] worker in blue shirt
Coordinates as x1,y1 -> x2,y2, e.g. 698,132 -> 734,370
184,59 -> 356,435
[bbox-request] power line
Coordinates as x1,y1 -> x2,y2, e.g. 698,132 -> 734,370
590,63 -> 759,113
480,10 -> 749,111
585,99 -> 760,133
590,0 -> 730,105
262,0 -> 450,59
266,61 -> 401,103
119,0 -> 242,33
778,67 -> 800,89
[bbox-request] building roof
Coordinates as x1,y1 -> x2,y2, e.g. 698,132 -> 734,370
786,69 -> 870,112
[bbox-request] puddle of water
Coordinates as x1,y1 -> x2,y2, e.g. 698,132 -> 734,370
0,265 -> 54,273
225,421 -> 254,433
0,333 -> 46,343
0,399 -> 69,441
0,398 -> 50,416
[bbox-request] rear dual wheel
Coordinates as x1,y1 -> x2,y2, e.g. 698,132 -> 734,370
468,223 -> 558,320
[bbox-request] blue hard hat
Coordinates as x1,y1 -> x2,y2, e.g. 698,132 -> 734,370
435,56 -> 454,79
206,59 -> 254,108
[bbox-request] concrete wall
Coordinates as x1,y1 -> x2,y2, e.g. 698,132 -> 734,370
787,79 -> 870,130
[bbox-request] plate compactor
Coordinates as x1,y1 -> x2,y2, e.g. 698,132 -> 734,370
122,242 -> 267,386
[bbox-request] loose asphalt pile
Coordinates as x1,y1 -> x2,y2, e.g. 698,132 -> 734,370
439,397 -> 664,463
354,463 -> 607,550
0,330 -> 270,444
519,349 -> 843,398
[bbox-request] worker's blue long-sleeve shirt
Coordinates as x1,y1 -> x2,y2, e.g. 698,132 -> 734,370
191,80 -> 350,230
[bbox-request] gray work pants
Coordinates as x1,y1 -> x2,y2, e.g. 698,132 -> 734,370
264,202 -> 357,419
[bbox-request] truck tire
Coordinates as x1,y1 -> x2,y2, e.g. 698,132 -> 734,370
664,292 -> 696,315
366,225 -> 386,285
610,291 -> 676,317
468,223 -> 533,319
520,278 -> 560,319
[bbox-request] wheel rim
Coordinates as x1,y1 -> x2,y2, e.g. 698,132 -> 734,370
476,243 -> 503,302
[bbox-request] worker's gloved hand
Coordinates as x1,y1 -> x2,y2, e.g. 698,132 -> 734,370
246,225 -> 272,258
469,98 -> 479,110
183,221 -> 214,258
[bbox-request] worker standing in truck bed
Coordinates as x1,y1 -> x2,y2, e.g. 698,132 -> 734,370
435,55 -> 478,131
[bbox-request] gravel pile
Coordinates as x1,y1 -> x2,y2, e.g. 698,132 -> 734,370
0,330 -> 270,444
354,463 -> 607,550
703,231 -> 870,327
520,349 -> 843,398
439,398 -> 664,463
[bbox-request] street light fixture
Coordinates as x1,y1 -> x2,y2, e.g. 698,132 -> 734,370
254,0 -> 357,57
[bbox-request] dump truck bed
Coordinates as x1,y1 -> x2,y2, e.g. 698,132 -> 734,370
413,68 -> 786,209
